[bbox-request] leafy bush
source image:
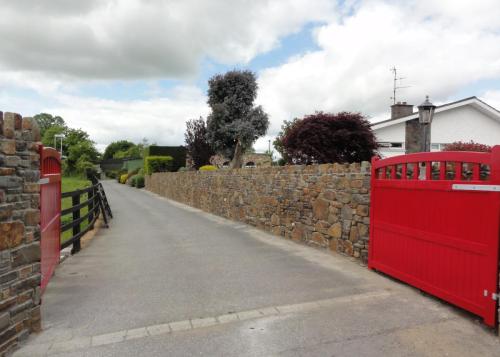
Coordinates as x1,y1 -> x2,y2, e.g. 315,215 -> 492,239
128,175 -> 137,186
126,168 -> 140,181
199,165 -> 217,171
144,156 -> 173,175
281,112 -> 377,164
135,175 -> 145,188
119,174 -> 128,184
442,141 -> 492,152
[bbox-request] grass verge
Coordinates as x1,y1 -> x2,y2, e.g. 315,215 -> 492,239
61,176 -> 91,245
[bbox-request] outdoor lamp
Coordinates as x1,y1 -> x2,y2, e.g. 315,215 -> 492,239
418,95 -> 436,124
416,95 -> 436,153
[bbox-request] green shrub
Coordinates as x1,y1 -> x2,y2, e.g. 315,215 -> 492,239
119,174 -> 128,184
177,167 -> 187,172
128,175 -> 138,186
126,168 -> 140,181
135,175 -> 145,188
199,165 -> 217,171
144,156 -> 173,175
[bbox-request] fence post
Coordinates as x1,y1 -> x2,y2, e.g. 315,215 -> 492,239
88,187 -> 94,229
72,193 -> 81,254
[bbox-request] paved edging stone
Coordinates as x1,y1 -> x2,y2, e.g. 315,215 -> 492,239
14,290 -> 392,356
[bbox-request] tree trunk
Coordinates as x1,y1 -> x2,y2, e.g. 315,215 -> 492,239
230,140 -> 244,169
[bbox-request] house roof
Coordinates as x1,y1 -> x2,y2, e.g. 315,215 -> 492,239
371,96 -> 500,130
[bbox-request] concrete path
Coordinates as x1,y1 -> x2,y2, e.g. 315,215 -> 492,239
14,181 -> 500,356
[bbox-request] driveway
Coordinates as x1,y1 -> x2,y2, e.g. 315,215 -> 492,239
14,181 -> 500,356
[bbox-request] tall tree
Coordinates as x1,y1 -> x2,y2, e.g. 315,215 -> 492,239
103,140 -> 136,160
206,70 -> 269,168
185,117 -> 214,169
282,112 -> 378,164
34,113 -> 66,137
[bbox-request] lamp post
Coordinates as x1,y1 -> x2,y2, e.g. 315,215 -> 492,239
417,95 -> 436,152
54,134 -> 65,156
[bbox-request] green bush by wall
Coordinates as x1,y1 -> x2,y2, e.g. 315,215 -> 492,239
199,165 -> 217,171
144,156 -> 173,175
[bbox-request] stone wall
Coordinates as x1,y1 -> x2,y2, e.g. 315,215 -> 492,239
0,112 -> 42,355
146,162 -> 371,262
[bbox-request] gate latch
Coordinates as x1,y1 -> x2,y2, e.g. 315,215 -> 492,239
38,178 -> 50,185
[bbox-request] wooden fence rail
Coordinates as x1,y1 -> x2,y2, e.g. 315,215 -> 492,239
60,179 -> 113,254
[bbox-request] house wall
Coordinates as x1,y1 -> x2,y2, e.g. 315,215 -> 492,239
431,106 -> 500,145
373,104 -> 500,157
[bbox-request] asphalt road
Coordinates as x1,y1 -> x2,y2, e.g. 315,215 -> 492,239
14,181 -> 500,356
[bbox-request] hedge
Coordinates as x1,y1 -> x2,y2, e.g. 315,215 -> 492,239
144,156 -> 174,175
144,146 -> 186,172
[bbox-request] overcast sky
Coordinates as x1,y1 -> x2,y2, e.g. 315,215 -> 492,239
1,0 -> 499,152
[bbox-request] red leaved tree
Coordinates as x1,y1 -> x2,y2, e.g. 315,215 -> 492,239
442,141 -> 492,152
281,112 -> 377,164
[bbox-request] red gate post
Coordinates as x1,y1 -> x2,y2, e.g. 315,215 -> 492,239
40,145 -> 62,293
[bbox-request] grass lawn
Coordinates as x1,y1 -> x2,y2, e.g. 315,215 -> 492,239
61,176 -> 92,245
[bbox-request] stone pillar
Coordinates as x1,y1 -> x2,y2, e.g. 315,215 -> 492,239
0,112 -> 42,355
405,119 -> 431,154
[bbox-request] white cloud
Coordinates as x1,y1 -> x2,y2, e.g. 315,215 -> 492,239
0,0 -> 335,80
43,85 -> 209,150
2,0 -> 500,154
257,0 -> 500,136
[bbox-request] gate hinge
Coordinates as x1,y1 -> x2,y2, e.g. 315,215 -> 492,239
484,290 -> 499,300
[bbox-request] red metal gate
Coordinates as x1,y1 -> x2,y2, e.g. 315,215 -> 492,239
40,146 -> 61,293
368,146 -> 500,326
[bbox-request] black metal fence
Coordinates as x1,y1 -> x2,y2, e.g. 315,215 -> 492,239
61,179 -> 113,254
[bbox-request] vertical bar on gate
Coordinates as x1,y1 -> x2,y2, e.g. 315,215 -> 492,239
439,161 -> 446,180
412,163 -> 419,180
401,163 -> 407,180
425,162 -> 431,180
472,163 -> 480,181
390,165 -> 396,179
455,162 -> 462,180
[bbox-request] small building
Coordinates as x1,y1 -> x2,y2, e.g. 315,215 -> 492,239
372,96 -> 500,157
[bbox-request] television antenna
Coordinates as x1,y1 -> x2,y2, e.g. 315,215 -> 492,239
390,67 -> 410,104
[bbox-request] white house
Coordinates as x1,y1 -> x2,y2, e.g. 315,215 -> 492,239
372,96 -> 500,157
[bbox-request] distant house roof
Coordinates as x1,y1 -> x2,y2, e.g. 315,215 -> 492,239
371,96 -> 500,130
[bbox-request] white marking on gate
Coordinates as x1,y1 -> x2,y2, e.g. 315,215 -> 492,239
452,184 -> 500,192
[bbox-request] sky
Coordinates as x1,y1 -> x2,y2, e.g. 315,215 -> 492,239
1,0 -> 500,153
